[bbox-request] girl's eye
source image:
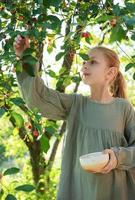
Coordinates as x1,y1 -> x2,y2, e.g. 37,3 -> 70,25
83,61 -> 86,65
90,60 -> 95,64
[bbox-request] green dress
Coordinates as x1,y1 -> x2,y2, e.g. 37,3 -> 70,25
16,62 -> 135,200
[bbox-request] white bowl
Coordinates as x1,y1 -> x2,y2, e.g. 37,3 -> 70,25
79,151 -> 109,172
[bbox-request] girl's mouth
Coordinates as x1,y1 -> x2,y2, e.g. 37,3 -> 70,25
83,73 -> 91,76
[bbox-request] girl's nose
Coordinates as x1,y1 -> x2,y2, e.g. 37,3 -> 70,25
83,62 -> 88,69
81,62 -> 87,73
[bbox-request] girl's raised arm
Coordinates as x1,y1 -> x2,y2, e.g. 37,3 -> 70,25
16,60 -> 76,120
14,35 -> 76,121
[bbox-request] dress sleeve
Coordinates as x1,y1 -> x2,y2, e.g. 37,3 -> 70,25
16,60 -> 76,121
111,101 -> 135,170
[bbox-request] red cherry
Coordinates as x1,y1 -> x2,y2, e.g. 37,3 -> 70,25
28,125 -> 32,129
110,19 -> 117,27
81,32 -> 90,38
0,6 -> 4,11
33,130 -> 39,138
19,16 -> 24,21
32,17 -> 37,22
69,52 -> 74,58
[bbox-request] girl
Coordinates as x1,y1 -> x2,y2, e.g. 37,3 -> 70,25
14,35 -> 135,200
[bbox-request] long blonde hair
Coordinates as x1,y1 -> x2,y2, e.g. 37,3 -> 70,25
91,46 -> 128,99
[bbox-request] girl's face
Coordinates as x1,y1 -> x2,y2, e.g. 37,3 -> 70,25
80,49 -> 116,86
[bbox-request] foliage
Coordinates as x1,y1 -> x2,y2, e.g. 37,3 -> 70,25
0,0 -> 135,199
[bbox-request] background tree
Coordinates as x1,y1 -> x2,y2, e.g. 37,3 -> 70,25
0,0 -> 135,199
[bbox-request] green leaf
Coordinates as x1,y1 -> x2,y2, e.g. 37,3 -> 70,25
113,4 -> 121,16
0,188 -> 4,199
10,112 -> 24,128
43,15 -> 61,32
56,78 -> 64,90
47,45 -> 53,54
13,127 -> 19,136
5,194 -> 17,200
21,55 -> 38,77
96,15 -> 112,23
64,32 -> 74,42
40,134 -> 50,153
131,34 -> 135,41
125,2 -> 135,12
45,126 -> 56,135
14,61 -> 22,74
35,0 -> 43,4
133,72 -> 135,80
3,167 -> 20,176
125,16 -> 135,26
55,52 -> 65,61
125,63 -> 135,71
79,53 -> 89,60
22,55 -> 38,66
43,0 -> 62,8
109,25 -> 127,43
21,48 -> 34,57
15,184 -> 35,192
71,75 -> 81,83
85,37 -> 91,44
0,108 -> 6,118
63,77 -> 71,87
10,97 -> 25,106
59,66 -> 66,75
48,70 -> 57,78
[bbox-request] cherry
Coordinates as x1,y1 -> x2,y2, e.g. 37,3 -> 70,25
19,16 -> 24,21
0,6 -> 4,11
110,19 -> 117,27
33,130 -> 39,138
69,50 -> 75,59
81,32 -> 90,38
32,17 -> 37,22
28,125 -> 32,129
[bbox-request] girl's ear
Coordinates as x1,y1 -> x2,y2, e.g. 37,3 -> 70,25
106,67 -> 117,82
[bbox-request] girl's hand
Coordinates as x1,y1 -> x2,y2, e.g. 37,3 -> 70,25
13,35 -> 30,58
85,149 -> 118,174
100,149 -> 118,174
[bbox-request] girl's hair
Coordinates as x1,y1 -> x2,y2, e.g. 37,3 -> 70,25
90,46 -> 128,99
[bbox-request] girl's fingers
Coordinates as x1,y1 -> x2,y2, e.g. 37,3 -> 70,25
14,39 -> 24,47
17,35 -> 22,39
14,42 -> 20,47
25,36 -> 30,48
103,159 -> 114,171
100,149 -> 117,173
14,35 -> 30,56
